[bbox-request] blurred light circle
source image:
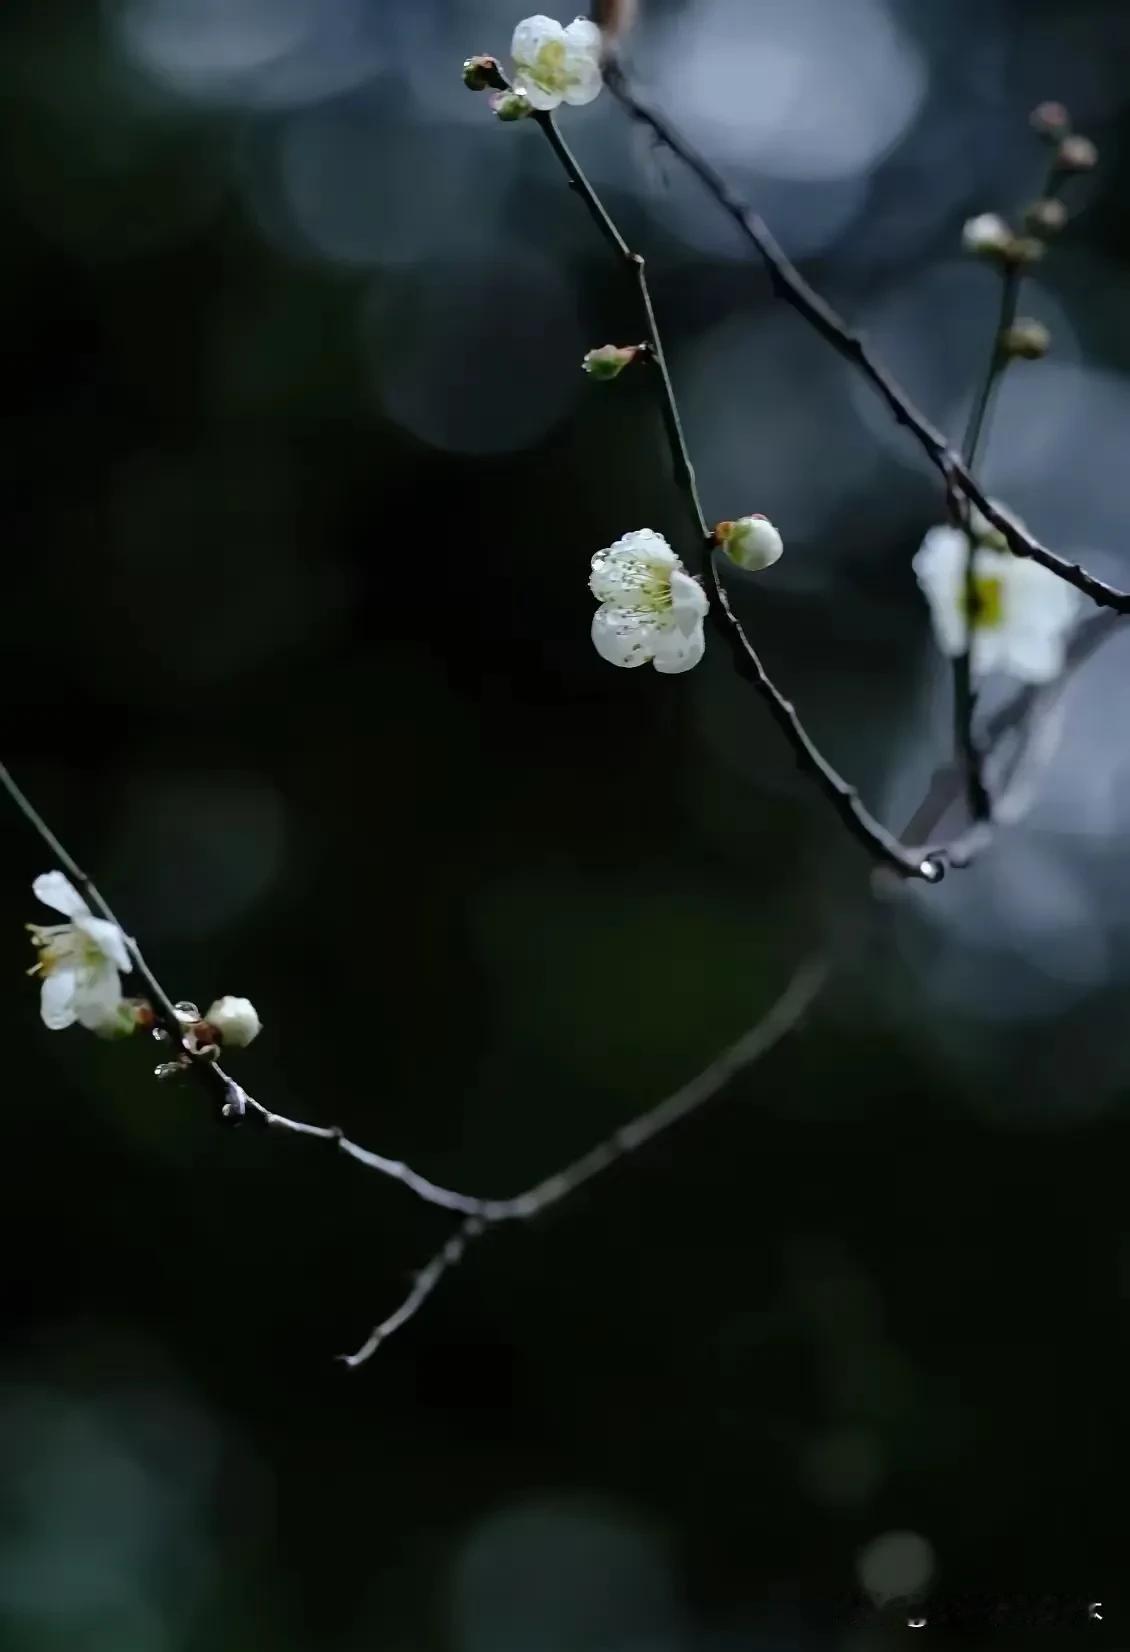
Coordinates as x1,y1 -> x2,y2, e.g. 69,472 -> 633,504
365,252 -> 584,455
108,0 -> 385,108
856,1529 -> 935,1604
0,1381 -> 216,1632
849,263 -> 1079,475
648,0 -> 927,181
901,830 -> 1109,1020
648,160 -> 868,267
273,106 -> 506,270
981,357 -> 1130,572
676,309 -> 881,553
452,1497 -> 674,1652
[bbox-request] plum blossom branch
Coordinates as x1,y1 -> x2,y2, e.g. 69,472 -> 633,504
523,97 -> 939,883
339,954 -> 829,1365
0,755 -> 826,1363
601,61 -> 1130,620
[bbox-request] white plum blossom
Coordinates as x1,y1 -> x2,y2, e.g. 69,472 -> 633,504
510,15 -> 603,111
590,529 -> 708,673
912,508 -> 1082,683
205,995 -> 262,1049
715,514 -> 784,572
27,871 -> 133,1035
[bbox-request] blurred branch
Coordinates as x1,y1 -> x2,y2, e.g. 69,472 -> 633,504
952,265 -> 1022,824
534,107 -> 939,885
339,954 -> 828,1365
602,60 -> 1130,621
895,609 -> 1123,868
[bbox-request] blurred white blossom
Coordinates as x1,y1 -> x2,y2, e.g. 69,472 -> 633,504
510,15 -> 603,111
27,872 -> 134,1035
961,212 -> 1013,258
205,995 -> 262,1048
913,510 -> 1081,682
716,514 -> 784,571
590,530 -> 708,673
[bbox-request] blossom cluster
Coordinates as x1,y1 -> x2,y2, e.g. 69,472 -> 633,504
27,871 -> 260,1050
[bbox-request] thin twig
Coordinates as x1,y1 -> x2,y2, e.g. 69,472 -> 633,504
535,112 -> 939,884
602,61 -> 1130,619
340,953 -> 829,1364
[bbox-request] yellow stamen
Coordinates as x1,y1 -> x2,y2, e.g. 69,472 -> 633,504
962,573 -> 1004,629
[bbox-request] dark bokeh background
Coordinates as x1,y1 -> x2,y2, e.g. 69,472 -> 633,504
3,0 -> 1130,1646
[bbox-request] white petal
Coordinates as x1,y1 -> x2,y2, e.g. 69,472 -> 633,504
561,56 -> 603,105
516,76 -> 562,111
74,914 -> 132,973
33,871 -> 89,919
1000,631 -> 1066,684
564,16 -> 603,53
969,628 -> 1009,680
619,528 -> 676,563
912,526 -> 968,658
668,567 -> 708,635
511,14 -> 567,107
74,960 -> 124,1030
591,604 -> 656,667
40,968 -> 78,1030
1007,556 -> 1081,625
652,619 -> 706,674
589,529 -> 677,603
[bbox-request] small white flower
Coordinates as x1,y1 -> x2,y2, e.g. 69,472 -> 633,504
715,514 -> 784,572
205,995 -> 262,1049
510,15 -> 603,111
912,510 -> 1082,683
589,529 -> 708,674
962,212 -> 1013,257
27,871 -> 133,1034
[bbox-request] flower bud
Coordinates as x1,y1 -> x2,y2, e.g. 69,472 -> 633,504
204,996 -> 262,1049
1056,134 -> 1098,172
1001,319 -> 1051,360
490,88 -> 532,121
1003,235 -> 1045,266
463,54 -> 503,91
1030,101 -> 1070,138
1024,197 -> 1067,237
582,343 -> 641,380
961,213 -> 1012,259
714,514 -> 784,572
